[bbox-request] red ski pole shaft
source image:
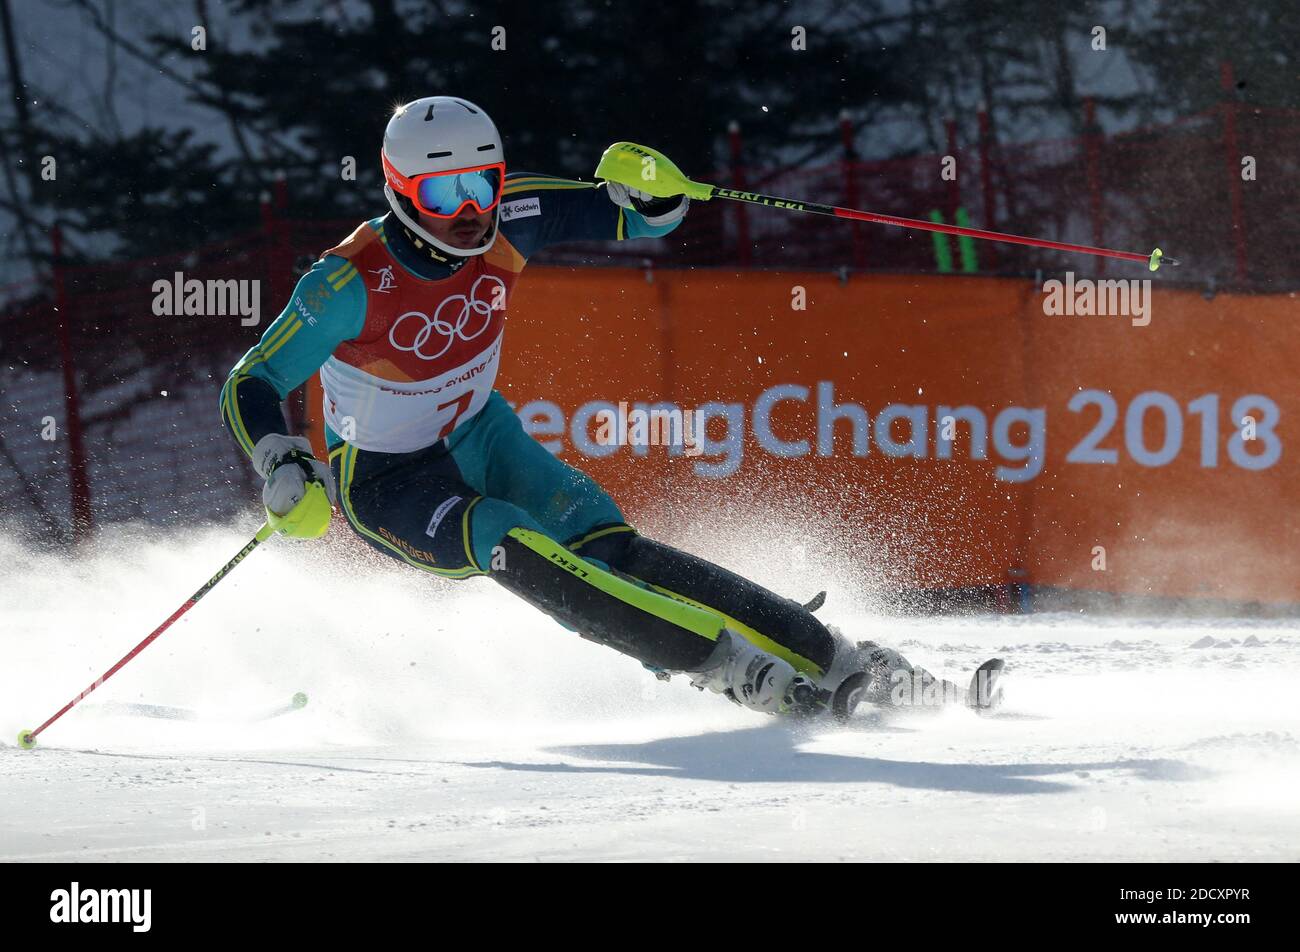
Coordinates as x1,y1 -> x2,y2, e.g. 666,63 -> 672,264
834,207 -> 1148,263
18,522 -> 275,749
594,145 -> 1176,270
708,186 -> 1178,271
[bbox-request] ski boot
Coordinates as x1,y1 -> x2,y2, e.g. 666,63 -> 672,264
820,629 -> 1005,719
686,629 -> 828,716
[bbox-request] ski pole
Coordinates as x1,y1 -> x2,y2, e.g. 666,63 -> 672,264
17,521 -> 276,749
596,142 -> 1179,272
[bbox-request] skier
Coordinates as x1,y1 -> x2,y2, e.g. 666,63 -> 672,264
220,96 -> 999,719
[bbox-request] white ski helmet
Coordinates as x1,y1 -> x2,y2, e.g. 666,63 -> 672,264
381,96 -> 505,258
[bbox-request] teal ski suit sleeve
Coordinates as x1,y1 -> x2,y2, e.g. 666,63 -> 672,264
498,172 -> 686,260
219,254 -> 366,458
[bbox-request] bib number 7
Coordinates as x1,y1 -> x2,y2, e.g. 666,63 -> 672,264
437,391 -> 477,441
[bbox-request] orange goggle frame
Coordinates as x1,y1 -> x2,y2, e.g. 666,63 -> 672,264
382,154 -> 506,218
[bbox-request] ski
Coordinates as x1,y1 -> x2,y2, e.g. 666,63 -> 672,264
84,692 -> 309,724
830,658 -> 1006,721
967,658 -> 1006,712
86,700 -> 200,721
258,692 -> 311,720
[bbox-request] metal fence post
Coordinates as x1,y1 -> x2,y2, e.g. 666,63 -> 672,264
52,223 -> 93,541
261,175 -> 305,431
1219,61 -> 1248,285
841,109 -> 865,270
727,121 -> 751,267
977,109 -> 998,269
1083,98 -> 1105,276
944,118 -> 961,224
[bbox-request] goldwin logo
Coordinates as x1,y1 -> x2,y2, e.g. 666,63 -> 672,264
499,197 -> 541,221
50,882 -> 151,933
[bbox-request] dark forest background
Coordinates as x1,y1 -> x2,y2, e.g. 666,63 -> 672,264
1,0 -> 1295,274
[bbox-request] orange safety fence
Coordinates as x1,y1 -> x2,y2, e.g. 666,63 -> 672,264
306,270 -> 1298,605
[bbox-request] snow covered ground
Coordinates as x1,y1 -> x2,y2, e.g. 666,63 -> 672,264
3,524 -> 1299,862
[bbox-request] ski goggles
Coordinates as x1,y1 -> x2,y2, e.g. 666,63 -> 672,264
382,156 -> 506,218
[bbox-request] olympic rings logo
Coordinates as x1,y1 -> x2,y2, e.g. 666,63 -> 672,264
388,275 -> 506,361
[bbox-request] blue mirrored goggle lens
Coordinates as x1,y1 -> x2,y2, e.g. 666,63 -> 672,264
415,168 -> 502,216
